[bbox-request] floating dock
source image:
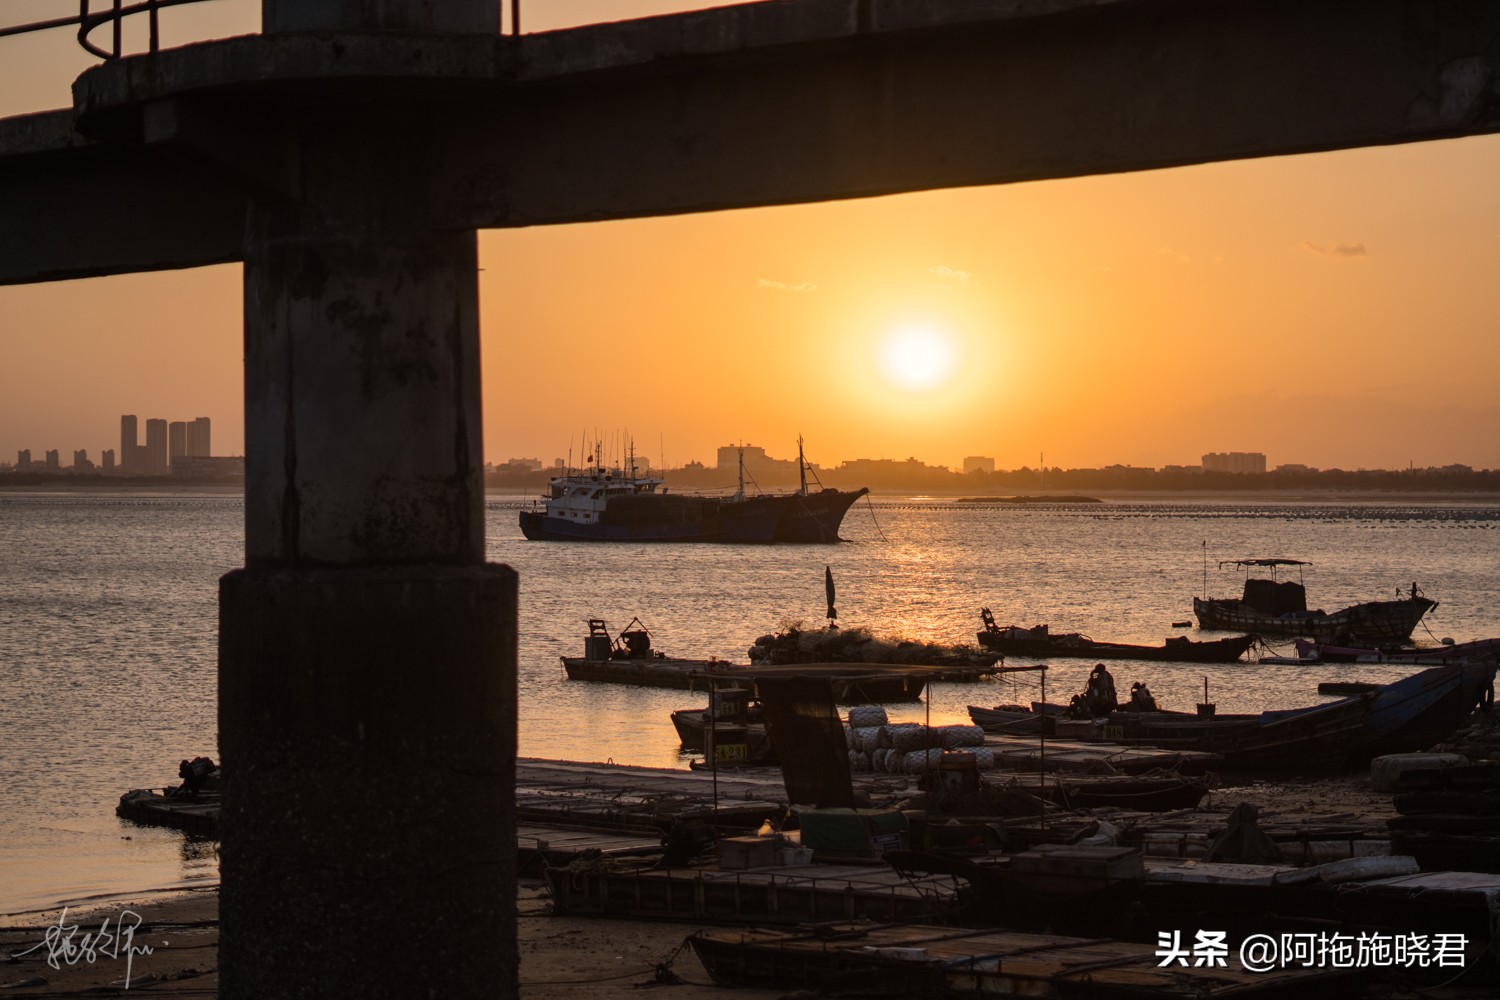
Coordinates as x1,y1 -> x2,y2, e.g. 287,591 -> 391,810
546,860 -> 959,925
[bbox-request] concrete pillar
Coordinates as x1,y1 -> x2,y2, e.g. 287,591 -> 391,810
263,0 -> 499,35
219,113 -> 516,995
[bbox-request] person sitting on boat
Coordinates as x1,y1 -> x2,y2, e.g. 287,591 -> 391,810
1085,663 -> 1118,716
1128,681 -> 1158,712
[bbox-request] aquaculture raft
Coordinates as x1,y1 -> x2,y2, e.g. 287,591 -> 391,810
546,861 -> 958,924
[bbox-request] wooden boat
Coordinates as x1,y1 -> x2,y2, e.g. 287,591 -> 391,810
563,619 -> 997,701
977,662 -> 1492,768
1295,635 -> 1500,664
970,694 -> 1376,770
1352,660 -> 1498,760
977,612 -> 1257,663
1193,559 -> 1437,641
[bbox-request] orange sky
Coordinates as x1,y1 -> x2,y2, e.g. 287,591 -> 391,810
3,0 -> 1498,472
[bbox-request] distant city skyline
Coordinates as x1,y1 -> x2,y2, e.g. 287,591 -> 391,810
8,412 -> 215,473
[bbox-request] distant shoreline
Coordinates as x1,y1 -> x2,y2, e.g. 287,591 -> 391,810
4,483 -> 1499,503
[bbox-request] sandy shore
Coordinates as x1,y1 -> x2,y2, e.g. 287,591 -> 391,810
0,881 -> 789,998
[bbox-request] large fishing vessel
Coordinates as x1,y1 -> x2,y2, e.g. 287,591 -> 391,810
518,438 -> 868,543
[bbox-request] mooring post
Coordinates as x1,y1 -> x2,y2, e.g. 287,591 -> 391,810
218,1 -> 515,996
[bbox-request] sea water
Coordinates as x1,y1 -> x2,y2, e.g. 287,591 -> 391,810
1,492 -> 1497,913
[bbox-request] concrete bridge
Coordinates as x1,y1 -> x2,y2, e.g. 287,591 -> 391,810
1,0 -> 1497,995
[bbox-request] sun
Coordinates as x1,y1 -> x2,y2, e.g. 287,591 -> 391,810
879,324 -> 958,391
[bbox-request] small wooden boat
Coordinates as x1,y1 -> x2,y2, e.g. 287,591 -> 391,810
1296,635 -> 1500,664
977,611 -> 1257,663
1193,559 -> 1437,641
1097,695 -> 1378,769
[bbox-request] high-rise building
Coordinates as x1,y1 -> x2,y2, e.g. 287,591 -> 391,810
1202,451 -> 1268,474
186,417 -> 211,458
962,456 -> 996,474
45,449 -> 60,470
73,449 -> 92,473
145,419 -> 169,475
169,421 -> 187,465
120,415 -> 139,474
101,449 -> 116,473
16,449 -> 31,470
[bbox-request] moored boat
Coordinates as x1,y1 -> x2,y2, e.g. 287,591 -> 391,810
977,610 -> 1257,663
1352,660 -> 1498,760
729,437 -> 869,543
518,438 -> 868,543
1193,558 -> 1437,641
1294,635 -> 1500,665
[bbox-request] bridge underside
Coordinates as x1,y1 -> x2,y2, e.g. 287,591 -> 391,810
2,0 -> 1498,284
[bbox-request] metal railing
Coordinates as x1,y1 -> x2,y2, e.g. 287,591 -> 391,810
0,0 -> 219,60
0,1 -> 522,60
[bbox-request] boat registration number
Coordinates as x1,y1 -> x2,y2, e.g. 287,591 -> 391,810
715,743 -> 749,762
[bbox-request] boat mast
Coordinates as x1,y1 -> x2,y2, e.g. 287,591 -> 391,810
798,434 -> 808,496
736,445 -> 745,501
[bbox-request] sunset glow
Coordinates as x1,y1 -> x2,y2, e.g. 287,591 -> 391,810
880,324 -> 958,392
1,2 -> 1499,472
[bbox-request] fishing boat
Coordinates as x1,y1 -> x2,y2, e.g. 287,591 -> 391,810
976,610 -> 1257,663
728,437 -> 869,543
518,438 -> 867,543
971,693 -> 1377,769
1294,636 -> 1500,665
972,663 -> 1493,767
517,450 -> 782,542
1193,558 -> 1437,641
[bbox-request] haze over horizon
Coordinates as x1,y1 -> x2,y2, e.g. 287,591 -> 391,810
3,0 -> 1498,472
